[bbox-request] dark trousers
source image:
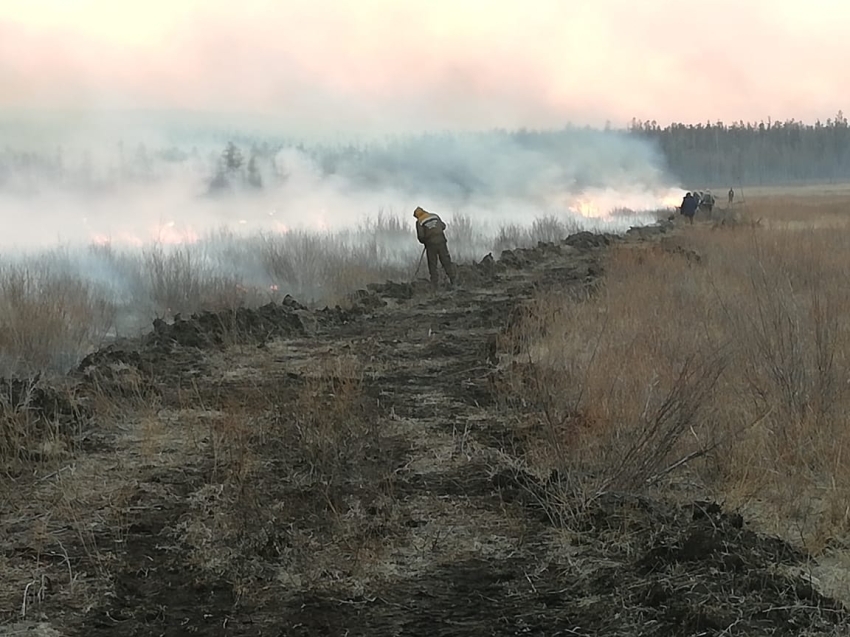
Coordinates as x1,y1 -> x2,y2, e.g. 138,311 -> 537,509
426,240 -> 456,286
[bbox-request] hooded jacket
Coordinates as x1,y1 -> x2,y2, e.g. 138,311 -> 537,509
413,207 -> 447,244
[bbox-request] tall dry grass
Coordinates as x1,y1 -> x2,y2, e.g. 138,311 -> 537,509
0,211 -> 642,376
501,200 -> 850,548
0,263 -> 116,375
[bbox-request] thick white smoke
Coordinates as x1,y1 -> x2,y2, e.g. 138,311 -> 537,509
0,123 -> 681,251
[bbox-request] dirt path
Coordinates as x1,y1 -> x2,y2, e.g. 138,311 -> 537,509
2,223 -> 848,636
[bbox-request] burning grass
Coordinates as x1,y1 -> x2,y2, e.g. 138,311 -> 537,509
500,196 -> 850,550
0,210 -> 657,377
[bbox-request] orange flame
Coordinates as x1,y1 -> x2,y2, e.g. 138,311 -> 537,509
153,221 -> 200,245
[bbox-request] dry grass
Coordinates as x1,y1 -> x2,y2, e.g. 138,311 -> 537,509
0,211 -> 628,377
162,349 -> 399,594
500,194 -> 850,549
4,191 -> 850,631
0,264 -> 116,375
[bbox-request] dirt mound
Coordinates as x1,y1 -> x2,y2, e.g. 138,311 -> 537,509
345,288 -> 389,312
561,230 -> 618,249
146,298 -> 307,350
77,344 -> 144,372
0,375 -> 89,424
626,219 -> 676,239
75,345 -> 156,398
365,279 -> 434,301
498,244 -> 559,269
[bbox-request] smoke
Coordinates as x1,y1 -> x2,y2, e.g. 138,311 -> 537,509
0,124 -> 681,251
0,121 -> 688,377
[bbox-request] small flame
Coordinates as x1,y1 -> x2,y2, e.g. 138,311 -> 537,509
153,222 -> 200,245
121,233 -> 145,247
571,198 -> 607,218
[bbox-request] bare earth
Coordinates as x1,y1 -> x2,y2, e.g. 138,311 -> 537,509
1,221 -> 848,636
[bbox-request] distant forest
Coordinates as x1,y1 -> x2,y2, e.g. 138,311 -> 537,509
628,112 -> 850,187
1,113 -> 849,192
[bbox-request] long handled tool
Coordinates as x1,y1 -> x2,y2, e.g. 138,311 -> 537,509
413,246 -> 426,279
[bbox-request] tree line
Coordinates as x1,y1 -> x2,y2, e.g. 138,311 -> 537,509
628,112 -> 850,186
2,113 -> 850,192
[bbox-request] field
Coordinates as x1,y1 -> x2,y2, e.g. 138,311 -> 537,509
3,190 -> 850,635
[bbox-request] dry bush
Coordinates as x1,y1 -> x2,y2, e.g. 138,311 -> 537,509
0,391 -> 60,466
500,212 -> 850,547
492,216 -> 582,255
498,246 -> 729,518
144,244 -> 252,317
0,376 -> 86,470
0,263 -> 116,375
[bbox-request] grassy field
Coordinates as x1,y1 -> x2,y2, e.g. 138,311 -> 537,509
3,189 -> 850,634
506,192 -> 850,540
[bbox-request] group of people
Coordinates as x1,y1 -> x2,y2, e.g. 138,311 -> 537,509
679,188 -> 736,223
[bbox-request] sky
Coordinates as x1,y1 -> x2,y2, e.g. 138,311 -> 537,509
1,0 -> 848,137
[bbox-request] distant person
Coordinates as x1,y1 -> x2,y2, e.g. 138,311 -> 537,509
728,188 -> 734,206
680,192 -> 697,224
413,207 -> 457,289
701,191 -> 715,213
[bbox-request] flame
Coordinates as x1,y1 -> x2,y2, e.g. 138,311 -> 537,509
550,187 -> 687,219
90,232 -> 145,247
661,195 -> 681,208
570,198 -> 607,218
153,221 -> 200,245
120,232 -> 146,247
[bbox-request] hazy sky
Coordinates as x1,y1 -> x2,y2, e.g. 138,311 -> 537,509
1,0 -> 848,135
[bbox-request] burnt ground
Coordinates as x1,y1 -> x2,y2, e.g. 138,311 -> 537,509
1,221 -> 849,636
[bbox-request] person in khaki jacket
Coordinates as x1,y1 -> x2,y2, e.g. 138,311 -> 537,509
413,206 -> 457,288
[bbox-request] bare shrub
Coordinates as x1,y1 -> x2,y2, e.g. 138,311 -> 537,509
0,377 -> 81,468
0,263 -> 116,374
444,212 -> 489,261
144,244 -> 251,317
492,215 -> 581,254
498,286 -> 728,521
499,217 -> 850,547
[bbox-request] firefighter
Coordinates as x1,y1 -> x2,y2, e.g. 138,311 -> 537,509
680,192 -> 697,224
413,206 -> 457,288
